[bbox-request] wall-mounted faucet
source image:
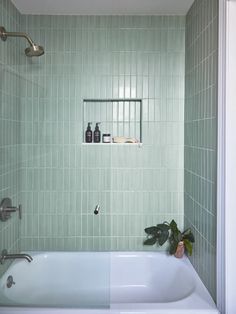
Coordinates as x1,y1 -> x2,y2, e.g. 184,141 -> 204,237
0,250 -> 33,264
0,198 -> 22,221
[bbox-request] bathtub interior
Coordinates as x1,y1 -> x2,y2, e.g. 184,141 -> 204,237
0,252 -> 219,313
0,252 -> 111,308
110,252 -> 196,303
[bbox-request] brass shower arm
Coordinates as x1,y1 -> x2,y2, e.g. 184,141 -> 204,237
0,27 -> 35,46
0,26 -> 44,57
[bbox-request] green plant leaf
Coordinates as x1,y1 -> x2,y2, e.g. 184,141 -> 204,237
169,220 -> 178,232
144,226 -> 158,235
172,230 -> 182,243
182,229 -> 195,243
183,239 -> 193,255
143,236 -> 157,245
157,229 -> 169,246
143,220 -> 194,256
169,237 -> 178,255
156,223 -> 170,232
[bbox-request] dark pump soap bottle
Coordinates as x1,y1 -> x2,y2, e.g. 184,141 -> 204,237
94,122 -> 101,143
85,122 -> 92,143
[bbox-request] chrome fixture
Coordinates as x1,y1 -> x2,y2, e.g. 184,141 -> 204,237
0,26 -> 44,57
0,198 -> 22,221
0,249 -> 33,264
6,275 -> 15,288
94,204 -> 100,215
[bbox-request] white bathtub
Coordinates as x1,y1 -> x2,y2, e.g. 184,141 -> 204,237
0,252 -> 219,314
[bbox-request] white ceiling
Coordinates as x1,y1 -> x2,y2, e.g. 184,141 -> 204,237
12,0 -> 195,15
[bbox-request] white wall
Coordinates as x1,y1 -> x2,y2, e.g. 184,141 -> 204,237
225,0 -> 236,313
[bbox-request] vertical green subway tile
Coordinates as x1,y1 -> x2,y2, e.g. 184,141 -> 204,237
0,0 -> 22,277
184,0 -> 218,301
2,7 -> 187,259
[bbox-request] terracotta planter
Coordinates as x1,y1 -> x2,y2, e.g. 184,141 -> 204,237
174,241 -> 185,258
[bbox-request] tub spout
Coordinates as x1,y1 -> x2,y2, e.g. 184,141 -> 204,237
0,249 -> 33,264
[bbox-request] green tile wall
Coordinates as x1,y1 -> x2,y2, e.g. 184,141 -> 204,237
18,15 -> 185,251
0,1 -> 219,302
184,0 -> 218,300
0,0 -> 23,276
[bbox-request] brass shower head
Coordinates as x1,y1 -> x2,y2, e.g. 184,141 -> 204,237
0,26 -> 44,57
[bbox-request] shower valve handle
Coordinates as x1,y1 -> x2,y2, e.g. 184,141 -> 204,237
0,198 -> 22,221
